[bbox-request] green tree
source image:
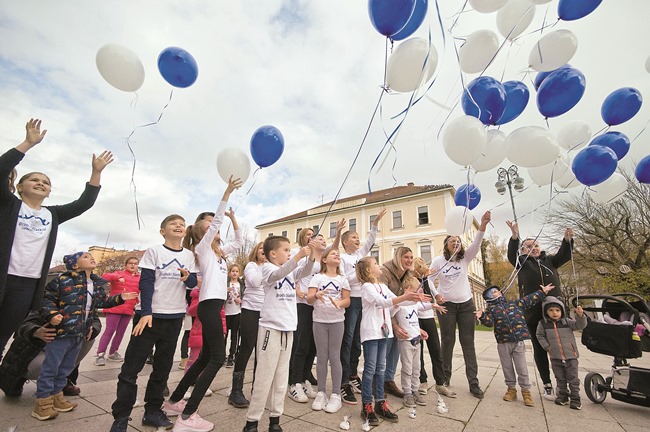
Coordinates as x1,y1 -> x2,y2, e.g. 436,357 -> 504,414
482,235 -> 519,301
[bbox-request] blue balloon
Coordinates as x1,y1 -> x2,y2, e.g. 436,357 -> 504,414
158,47 -> 198,88
368,0 -> 416,37
601,87 -> 643,126
571,145 -> 617,186
533,64 -> 571,91
461,76 -> 507,126
496,81 -> 530,125
589,132 -> 630,161
250,125 -> 284,168
558,0 -> 603,21
392,0 -> 428,41
454,184 -> 481,210
636,155 -> 650,184
536,66 -> 586,118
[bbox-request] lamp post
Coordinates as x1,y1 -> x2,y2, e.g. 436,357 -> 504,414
495,165 -> 525,224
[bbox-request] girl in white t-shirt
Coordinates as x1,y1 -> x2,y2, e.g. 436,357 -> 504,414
225,263 -> 243,367
307,249 -> 350,413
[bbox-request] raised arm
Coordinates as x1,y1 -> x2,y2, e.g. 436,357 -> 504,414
15,118 -> 47,154
464,211 -> 490,261
550,228 -> 574,269
358,208 -> 386,257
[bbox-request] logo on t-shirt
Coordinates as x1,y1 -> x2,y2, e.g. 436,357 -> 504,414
18,213 -> 50,226
157,259 -> 187,280
275,277 -> 294,290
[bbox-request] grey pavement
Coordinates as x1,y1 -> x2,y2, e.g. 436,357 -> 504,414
1,324 -> 648,432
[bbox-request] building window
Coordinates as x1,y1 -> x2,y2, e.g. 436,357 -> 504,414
329,222 -> 337,238
369,214 -> 377,231
281,230 -> 287,238
267,232 -> 274,237
370,247 -> 380,261
313,225 -> 319,234
349,218 -> 357,233
296,228 -> 302,242
417,206 -> 429,225
392,210 -> 402,229
391,242 -> 404,257
419,242 -> 432,264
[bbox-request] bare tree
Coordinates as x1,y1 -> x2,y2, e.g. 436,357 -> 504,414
224,223 -> 258,271
482,235 -> 519,300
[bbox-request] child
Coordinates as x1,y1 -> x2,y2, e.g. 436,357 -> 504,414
225,263 -> 243,368
242,236 -> 320,432
110,215 -> 198,432
536,296 -> 587,410
356,256 -> 428,426
35,252 -> 134,421
307,248 -> 350,413
475,284 -> 554,407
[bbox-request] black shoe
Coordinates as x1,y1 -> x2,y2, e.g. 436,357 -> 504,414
243,420 -> 258,432
361,402 -> 379,427
110,417 -> 131,432
341,384 -> 358,405
229,371 -> 250,408
146,355 -> 154,365
142,410 -> 172,429
555,394 -> 569,406
470,384 -> 484,399
570,398 -> 582,410
349,376 -> 362,393
3,379 -> 25,397
384,380 -> 405,398
226,357 -> 234,368
63,384 -> 81,396
269,424 -> 283,432
162,385 -> 170,397
375,400 -> 398,422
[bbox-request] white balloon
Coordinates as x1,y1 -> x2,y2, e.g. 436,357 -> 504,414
95,44 -> 145,92
531,0 -> 552,4
469,0 -> 509,14
587,172 -> 628,203
387,38 -> 438,93
557,120 -> 592,151
505,126 -> 560,167
442,116 -> 487,166
556,164 -> 580,189
459,30 -> 500,74
445,206 -> 473,236
497,0 -> 536,40
472,129 -> 507,172
645,55 -> 650,73
529,29 -> 578,72
528,152 -> 570,186
216,148 -> 251,184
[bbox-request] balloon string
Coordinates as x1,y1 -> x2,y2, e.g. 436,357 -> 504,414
631,116 -> 650,143
223,168 -> 261,240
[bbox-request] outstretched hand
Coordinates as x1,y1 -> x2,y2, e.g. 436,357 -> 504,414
564,227 -> 574,241
540,284 -> 554,295
480,211 -> 491,230
225,207 -> 236,219
506,220 -> 519,239
25,118 -> 47,146
374,208 -> 387,225
92,151 -> 114,172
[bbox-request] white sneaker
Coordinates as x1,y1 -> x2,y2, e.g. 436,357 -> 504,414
324,394 -> 342,413
303,380 -> 317,399
312,391 -> 327,411
288,383 -> 308,403
543,384 -> 555,401
184,386 -> 213,400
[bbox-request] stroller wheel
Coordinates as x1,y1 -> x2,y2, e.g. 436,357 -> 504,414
584,372 -> 607,404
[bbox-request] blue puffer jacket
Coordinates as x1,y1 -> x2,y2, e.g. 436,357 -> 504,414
479,290 -> 546,343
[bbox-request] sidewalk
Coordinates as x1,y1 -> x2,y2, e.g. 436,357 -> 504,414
1,326 -> 648,431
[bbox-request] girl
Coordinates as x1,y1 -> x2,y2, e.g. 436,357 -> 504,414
225,263 -> 243,368
0,118 -> 113,358
307,249 -> 350,413
96,257 -> 141,365
164,176 -> 242,432
357,256 -> 426,426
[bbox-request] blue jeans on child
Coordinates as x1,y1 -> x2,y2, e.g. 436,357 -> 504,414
384,335 -> 400,381
36,336 -> 83,398
361,338 -> 387,404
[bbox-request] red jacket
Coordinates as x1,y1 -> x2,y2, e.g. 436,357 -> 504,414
187,288 -> 227,349
101,270 -> 140,315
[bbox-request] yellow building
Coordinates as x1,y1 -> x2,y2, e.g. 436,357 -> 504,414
256,183 -> 487,310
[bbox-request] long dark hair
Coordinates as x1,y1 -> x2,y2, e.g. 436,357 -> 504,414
443,235 -> 465,261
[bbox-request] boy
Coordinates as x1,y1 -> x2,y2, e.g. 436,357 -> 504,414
34,252 -> 133,421
110,215 -> 197,432
242,236 -> 320,432
475,284 -> 553,407
536,296 -> 587,410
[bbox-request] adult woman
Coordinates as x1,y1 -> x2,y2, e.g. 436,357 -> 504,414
0,118 -> 113,358
380,246 -> 415,398
428,211 -> 490,399
95,257 -> 141,365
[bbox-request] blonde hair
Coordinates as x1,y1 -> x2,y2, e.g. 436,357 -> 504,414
183,212 -> 224,266
412,257 -> 428,277
401,276 -> 420,292
228,263 -> 241,278
248,241 -> 264,263
297,228 -> 314,247
319,248 -> 341,275
392,246 -> 413,272
355,256 -> 378,284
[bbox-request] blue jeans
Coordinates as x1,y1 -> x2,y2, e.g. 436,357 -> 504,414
361,338 -> 387,404
340,297 -> 362,384
36,336 -> 82,398
384,334 -> 400,381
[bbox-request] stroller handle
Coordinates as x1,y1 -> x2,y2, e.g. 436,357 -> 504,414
571,295 -> 641,325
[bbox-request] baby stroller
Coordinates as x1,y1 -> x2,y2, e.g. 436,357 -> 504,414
572,293 -> 650,407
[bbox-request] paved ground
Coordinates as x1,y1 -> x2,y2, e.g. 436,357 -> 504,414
1,323 -> 648,432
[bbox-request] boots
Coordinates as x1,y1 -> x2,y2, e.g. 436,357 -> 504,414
503,387 -> 517,402
53,391 -> 78,412
229,371 -> 250,408
32,396 -> 59,420
521,389 -> 534,407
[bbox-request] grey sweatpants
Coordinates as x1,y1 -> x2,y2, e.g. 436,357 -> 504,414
313,321 -> 344,394
497,341 -> 531,389
398,340 -> 421,396
551,358 -> 580,400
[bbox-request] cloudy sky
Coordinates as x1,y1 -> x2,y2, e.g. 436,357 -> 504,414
1,0 -> 649,265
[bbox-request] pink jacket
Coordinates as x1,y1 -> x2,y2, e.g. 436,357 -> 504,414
101,270 -> 140,315
187,288 -> 227,349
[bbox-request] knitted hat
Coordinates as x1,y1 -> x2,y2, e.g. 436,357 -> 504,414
482,286 -> 501,303
64,252 -> 85,270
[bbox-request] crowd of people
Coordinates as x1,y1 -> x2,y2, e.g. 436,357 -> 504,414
0,119 -> 587,432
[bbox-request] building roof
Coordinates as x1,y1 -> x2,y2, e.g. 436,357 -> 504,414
257,183 -> 453,228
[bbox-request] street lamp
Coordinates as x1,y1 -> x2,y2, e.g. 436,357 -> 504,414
495,165 -> 524,224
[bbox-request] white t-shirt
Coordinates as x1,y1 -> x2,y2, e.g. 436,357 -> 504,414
360,282 -> 395,343
296,258 -> 320,305
242,262 -> 264,311
225,281 -> 242,316
84,279 -> 94,321
309,273 -> 350,323
340,226 -> 377,297
8,203 -> 52,278
391,302 -> 432,340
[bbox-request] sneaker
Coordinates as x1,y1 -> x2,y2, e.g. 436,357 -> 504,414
226,357 -> 234,368
503,387 -> 517,402
361,402 -> 379,427
110,416 -> 131,432
179,357 -> 189,369
521,389 -> 534,407
403,394 -> 416,408
63,384 -> 81,396
384,380 -> 405,398
107,352 -> 124,362
555,394 -> 569,406
288,383 -> 308,403
173,411 -> 214,432
418,382 -> 428,395
163,399 -> 187,416
469,384 -> 484,399
375,400 -> 399,422
349,376 -> 362,394
94,354 -> 106,366
543,383 -> 555,401
324,394 -> 342,413
303,380 -> 317,399
312,391 -> 327,411
570,399 -> 582,410
146,355 -> 154,365
413,392 -> 427,406
133,399 -> 141,408
341,384 -> 358,405
142,409 -> 173,429
436,384 -> 457,398
184,386 -> 213,400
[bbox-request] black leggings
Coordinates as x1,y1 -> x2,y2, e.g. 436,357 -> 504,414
418,318 -> 445,385
225,314 -> 240,359
526,306 -> 551,385
234,308 -> 260,374
290,303 -> 316,385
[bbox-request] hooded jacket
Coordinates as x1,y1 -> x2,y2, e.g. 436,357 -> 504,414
536,296 -> 587,360
479,289 -> 546,343
101,269 -> 140,315
380,259 -> 412,297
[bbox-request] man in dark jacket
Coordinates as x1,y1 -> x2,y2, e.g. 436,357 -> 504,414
506,221 -> 574,401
